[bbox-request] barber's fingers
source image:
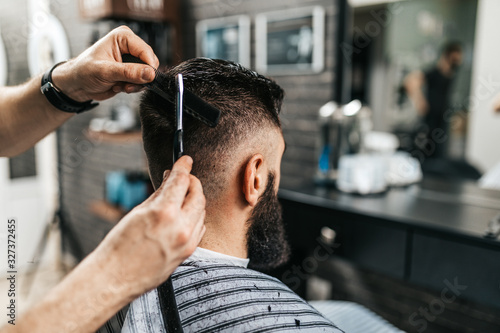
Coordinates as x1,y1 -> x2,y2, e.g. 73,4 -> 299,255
124,83 -> 146,93
112,26 -> 159,68
97,25 -> 160,85
141,156 -> 193,208
157,156 -> 194,207
189,211 -> 206,250
182,175 -> 205,211
171,155 -> 194,174
181,175 -> 206,230
181,187 -> 206,257
105,62 -> 156,85
198,224 -> 207,245
111,83 -> 145,94
137,170 -> 171,207
87,89 -> 118,101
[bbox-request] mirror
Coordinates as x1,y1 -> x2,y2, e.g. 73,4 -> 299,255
349,0 -> 500,185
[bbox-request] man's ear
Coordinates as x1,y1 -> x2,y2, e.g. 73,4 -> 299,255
242,154 -> 265,207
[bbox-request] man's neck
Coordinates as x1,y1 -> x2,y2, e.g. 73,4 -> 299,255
197,198 -> 251,259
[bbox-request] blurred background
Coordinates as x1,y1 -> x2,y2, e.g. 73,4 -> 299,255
0,0 -> 499,332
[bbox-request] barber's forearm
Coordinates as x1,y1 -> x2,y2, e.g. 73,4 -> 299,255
0,75 -> 72,157
0,156 -> 206,332
4,251 -> 135,333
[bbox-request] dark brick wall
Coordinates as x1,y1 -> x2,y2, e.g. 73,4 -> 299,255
181,0 -> 338,188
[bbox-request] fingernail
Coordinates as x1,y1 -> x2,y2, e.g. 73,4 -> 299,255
112,86 -> 122,93
127,85 -> 141,93
163,170 -> 169,179
142,67 -> 153,81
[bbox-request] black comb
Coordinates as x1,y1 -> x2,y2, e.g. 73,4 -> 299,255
121,54 -> 221,128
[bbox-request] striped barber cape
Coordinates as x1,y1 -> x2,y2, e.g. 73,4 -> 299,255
122,260 -> 343,333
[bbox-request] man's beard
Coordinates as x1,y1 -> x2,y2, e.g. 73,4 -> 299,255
246,172 -> 290,271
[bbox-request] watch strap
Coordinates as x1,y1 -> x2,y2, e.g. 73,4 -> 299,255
41,61 -> 99,114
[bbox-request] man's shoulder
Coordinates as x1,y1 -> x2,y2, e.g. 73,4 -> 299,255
172,261 -> 290,296
122,262 -> 343,332
171,261 -> 343,332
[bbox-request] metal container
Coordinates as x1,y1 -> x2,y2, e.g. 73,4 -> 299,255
315,100 -> 372,185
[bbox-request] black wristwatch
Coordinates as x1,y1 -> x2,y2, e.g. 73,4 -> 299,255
40,61 -> 99,114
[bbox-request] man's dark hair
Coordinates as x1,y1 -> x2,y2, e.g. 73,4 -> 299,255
140,58 -> 284,200
442,41 -> 462,57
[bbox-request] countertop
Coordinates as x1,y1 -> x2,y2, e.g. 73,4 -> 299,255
279,177 -> 500,246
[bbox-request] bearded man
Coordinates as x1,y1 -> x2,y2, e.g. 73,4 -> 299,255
122,58 -> 342,332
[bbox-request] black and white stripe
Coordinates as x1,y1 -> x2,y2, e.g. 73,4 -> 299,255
122,261 -> 343,332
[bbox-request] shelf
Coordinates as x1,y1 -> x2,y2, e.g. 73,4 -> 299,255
84,129 -> 142,144
89,200 -> 126,224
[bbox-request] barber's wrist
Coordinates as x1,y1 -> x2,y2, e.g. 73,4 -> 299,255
51,60 -> 89,103
91,243 -> 143,301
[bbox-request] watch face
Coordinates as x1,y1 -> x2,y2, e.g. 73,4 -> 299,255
0,31 -> 7,86
27,14 -> 69,76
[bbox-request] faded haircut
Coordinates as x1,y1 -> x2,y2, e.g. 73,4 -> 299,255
140,58 -> 284,201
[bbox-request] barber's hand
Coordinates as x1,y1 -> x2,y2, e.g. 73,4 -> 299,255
93,156 -> 206,298
51,25 -> 159,102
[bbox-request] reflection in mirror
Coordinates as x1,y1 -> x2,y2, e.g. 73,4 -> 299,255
349,0 -> 487,181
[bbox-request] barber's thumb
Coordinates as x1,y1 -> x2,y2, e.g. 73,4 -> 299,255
110,63 -> 155,84
174,156 -> 194,170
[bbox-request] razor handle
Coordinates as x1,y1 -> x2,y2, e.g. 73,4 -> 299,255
173,129 -> 184,163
